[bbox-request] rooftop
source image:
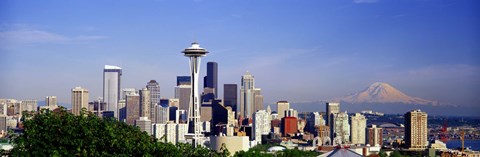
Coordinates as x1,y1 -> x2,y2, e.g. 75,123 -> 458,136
104,65 -> 122,70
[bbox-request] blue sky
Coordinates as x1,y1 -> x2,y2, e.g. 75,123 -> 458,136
0,0 -> 479,108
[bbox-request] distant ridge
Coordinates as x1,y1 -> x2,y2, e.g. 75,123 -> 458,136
336,82 -> 440,106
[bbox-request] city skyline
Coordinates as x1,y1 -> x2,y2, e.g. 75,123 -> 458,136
1,0 -> 479,110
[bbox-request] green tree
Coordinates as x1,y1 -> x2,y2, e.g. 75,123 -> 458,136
10,107 -> 227,157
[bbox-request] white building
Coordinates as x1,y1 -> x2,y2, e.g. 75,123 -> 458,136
139,88 -> 150,118
20,100 -> 37,113
166,123 -> 177,144
333,111 -> 350,145
71,87 -> 89,116
153,123 -> 166,141
405,109 -> 428,150
177,123 -> 188,143
152,122 -> 188,144
174,85 -> 191,112
210,136 -> 250,155
276,101 -> 289,119
253,110 -> 271,144
146,80 -> 161,121
240,71 -> 255,119
135,117 -> 152,135
45,96 -> 57,107
350,113 -> 367,145
155,104 -> 169,124
103,65 -> 122,118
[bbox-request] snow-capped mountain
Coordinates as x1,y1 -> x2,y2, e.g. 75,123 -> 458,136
338,82 -> 440,106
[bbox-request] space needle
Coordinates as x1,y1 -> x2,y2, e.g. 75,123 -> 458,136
182,42 -> 208,147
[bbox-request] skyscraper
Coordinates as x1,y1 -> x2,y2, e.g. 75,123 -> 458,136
181,42 -> 208,147
204,62 -> 218,98
350,113 -> 367,145
211,99 -> 229,135
126,93 -> 140,125
240,71 -> 256,119
71,87 -> 89,116
253,88 -> 264,112
45,96 -> 57,107
147,80 -> 160,121
333,111 -> 350,145
156,99 -> 169,124
223,84 -> 237,116
276,101 -> 290,119
139,88 -> 150,119
175,85 -> 191,112
103,65 -> 122,118
135,117 -> 152,135
326,102 -> 340,131
366,125 -> 383,146
405,109 -> 428,150
20,100 -> 37,113
253,110 -> 271,144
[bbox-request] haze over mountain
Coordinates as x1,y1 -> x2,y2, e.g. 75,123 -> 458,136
337,82 -> 440,106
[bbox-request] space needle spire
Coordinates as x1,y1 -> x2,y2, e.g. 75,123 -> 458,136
182,42 -> 208,147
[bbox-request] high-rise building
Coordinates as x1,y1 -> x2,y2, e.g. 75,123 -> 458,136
71,87 -> 89,116
146,80 -> 161,121
166,123 -> 177,144
177,123 -> 188,143
118,99 -> 126,121
223,84 -> 237,116
405,109 -> 428,150
0,116 -> 6,133
156,101 -> 169,124
276,101 -> 290,119
204,62 -> 218,98
181,42 -> 209,147
103,65 -> 122,118
155,99 -> 170,124
200,102 -> 212,122
253,88 -> 264,112
366,124 -> 383,146
211,99 -> 229,135
332,111 -> 350,145
326,102 -> 340,128
169,106 -> 178,122
201,87 -> 215,103
350,113 -> 367,145
126,93 -> 140,125
135,117 -> 152,135
307,112 -> 325,134
45,96 -> 57,107
152,122 -> 188,144
281,117 -> 298,137
175,85 -> 191,112
240,71 -> 255,119
177,76 -> 191,86
88,98 -> 106,117
253,110 -> 271,144
20,100 -> 37,113
139,88 -> 150,119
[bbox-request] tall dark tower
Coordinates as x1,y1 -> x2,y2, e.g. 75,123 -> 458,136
205,62 -> 218,98
224,84 -> 237,116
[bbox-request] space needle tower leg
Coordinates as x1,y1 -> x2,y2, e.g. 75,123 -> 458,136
182,42 -> 208,148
